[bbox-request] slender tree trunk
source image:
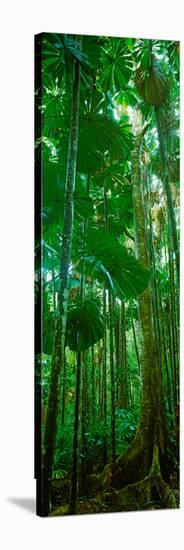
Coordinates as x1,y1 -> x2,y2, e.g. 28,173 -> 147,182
91,345 -> 95,421
102,183 -> 108,465
109,292 -> 116,474
147,40 -> 179,283
159,294 -> 173,414
168,235 -> 178,408
69,344 -> 81,514
79,174 -> 91,492
118,306 -> 122,406
40,45 -> 81,516
114,316 -> 119,405
98,342 -> 102,420
52,269 -> 56,311
104,180 -> 116,473
119,301 -> 128,408
71,171 -> 90,504
155,107 -> 179,284
131,313 -> 141,376
166,311 -> 175,396
102,288 -> 107,465
80,349 -> 88,495
61,348 -> 66,425
146,170 -> 163,379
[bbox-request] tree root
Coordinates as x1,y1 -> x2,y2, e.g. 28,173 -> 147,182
79,444 -> 178,514
112,423 -> 176,490
50,444 -> 178,515
103,444 -> 177,511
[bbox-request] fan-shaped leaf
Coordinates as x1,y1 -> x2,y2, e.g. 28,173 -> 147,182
66,297 -> 104,351
77,113 -> 122,173
99,38 -> 133,93
79,229 -> 150,299
135,61 -> 168,107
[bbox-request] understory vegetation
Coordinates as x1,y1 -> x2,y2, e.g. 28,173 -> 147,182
35,34 -> 180,516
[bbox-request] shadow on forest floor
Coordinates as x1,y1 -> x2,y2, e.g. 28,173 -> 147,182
7,497 -> 36,514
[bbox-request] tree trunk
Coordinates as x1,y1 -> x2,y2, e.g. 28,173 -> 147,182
104,180 -> 116,472
113,122 -> 168,488
91,345 -> 95,421
109,292 -> 116,474
168,229 -> 179,405
70,171 -> 90,506
40,46 -> 81,517
131,313 -> 141,376
80,349 -> 89,495
102,288 -> 107,465
69,345 -> 81,514
159,294 -> 173,414
61,349 -> 66,425
114,315 -> 119,405
119,300 -> 128,408
155,106 -> 179,284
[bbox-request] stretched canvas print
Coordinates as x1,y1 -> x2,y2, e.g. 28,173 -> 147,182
35,33 -> 180,517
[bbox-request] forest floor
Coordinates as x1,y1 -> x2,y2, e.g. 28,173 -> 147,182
50,452 -> 179,516
50,485 -> 179,516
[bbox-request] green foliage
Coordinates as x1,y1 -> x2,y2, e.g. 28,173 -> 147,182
134,40 -> 169,107
78,228 -> 150,299
42,164 -> 94,228
53,405 -> 139,477
115,408 -> 139,449
66,296 -> 104,351
77,113 -> 129,173
35,240 -> 60,272
41,33 -> 93,82
135,60 -> 168,106
99,38 -> 133,93
37,34 -> 180,507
